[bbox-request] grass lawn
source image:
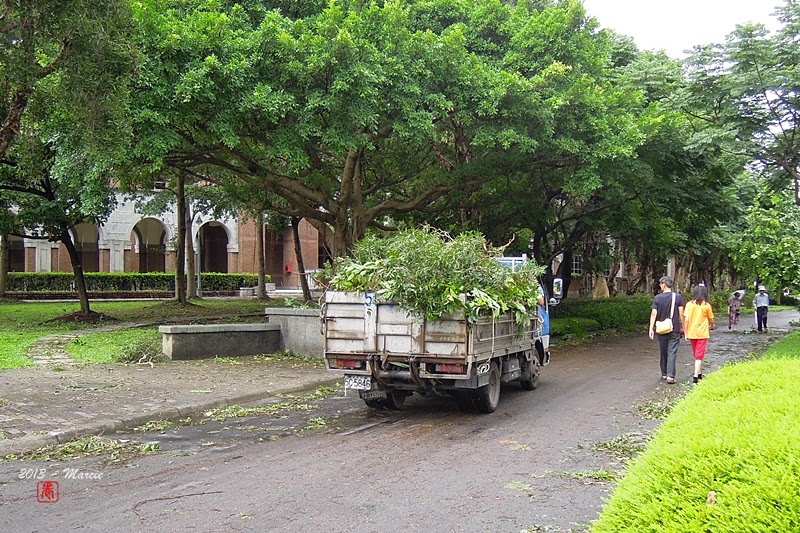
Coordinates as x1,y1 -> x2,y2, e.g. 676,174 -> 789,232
761,330 -> 800,360
592,334 -> 800,532
65,328 -> 162,364
0,332 -> 40,370
0,298 -> 287,370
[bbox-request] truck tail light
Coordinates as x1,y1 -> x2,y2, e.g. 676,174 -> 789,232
434,364 -> 464,374
336,359 -> 364,369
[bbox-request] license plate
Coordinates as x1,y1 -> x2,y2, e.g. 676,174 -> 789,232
344,375 -> 371,390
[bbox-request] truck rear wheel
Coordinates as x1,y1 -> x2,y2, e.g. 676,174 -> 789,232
520,361 -> 539,391
475,362 -> 501,413
384,392 -> 406,410
364,392 -> 406,410
455,391 -> 476,412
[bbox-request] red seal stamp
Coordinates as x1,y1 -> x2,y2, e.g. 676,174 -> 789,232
37,481 -> 59,503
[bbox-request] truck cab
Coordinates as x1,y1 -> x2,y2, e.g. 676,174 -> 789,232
493,256 -> 563,366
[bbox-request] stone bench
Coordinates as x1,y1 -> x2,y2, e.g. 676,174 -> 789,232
159,323 -> 281,360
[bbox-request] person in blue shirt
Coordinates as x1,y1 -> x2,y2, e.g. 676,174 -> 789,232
753,285 -> 770,333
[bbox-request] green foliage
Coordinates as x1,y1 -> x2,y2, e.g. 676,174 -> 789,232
552,295 -> 653,331
709,290 -> 734,315
328,227 -> 544,329
66,329 -> 162,364
4,436 -> 158,464
732,189 -> 800,293
5,272 -> 260,292
0,332 -> 38,370
549,317 -> 600,338
126,0 -> 651,259
593,359 -> 800,532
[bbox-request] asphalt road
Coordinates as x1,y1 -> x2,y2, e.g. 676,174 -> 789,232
0,313 -> 794,533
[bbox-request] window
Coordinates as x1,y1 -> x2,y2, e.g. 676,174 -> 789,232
571,255 -> 582,275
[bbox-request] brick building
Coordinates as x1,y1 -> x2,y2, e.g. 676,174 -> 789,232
5,194 -> 324,288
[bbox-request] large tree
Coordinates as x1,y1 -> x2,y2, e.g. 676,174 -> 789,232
733,187 -> 800,295
0,0 -> 132,316
129,0 -> 638,259
0,135 -> 117,316
683,0 -> 800,205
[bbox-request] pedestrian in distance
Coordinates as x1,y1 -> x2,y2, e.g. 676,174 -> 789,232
753,285 -> 769,332
728,291 -> 743,331
649,276 -> 685,384
683,284 -> 715,384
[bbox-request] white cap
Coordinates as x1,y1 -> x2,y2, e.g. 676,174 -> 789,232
758,285 -> 766,291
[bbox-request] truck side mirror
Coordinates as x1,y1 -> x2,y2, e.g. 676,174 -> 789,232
552,278 -> 563,300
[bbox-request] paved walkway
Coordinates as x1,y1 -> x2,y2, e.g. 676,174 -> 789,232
0,355 -> 338,457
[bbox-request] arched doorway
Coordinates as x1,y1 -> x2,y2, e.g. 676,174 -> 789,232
199,222 -> 229,273
7,235 -> 25,271
71,223 -> 100,272
132,218 -> 167,273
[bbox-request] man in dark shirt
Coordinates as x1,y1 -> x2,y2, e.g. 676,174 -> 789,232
648,276 -> 685,384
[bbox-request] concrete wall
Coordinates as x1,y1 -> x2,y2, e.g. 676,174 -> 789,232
265,308 -> 324,358
160,324 -> 281,360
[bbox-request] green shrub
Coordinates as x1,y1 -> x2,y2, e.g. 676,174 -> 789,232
552,295 -> 653,331
6,272 -> 261,292
592,359 -> 800,532
550,317 -> 601,337
709,290 -> 733,314
781,294 -> 799,307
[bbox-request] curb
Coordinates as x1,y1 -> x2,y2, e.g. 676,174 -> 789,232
0,376 -> 341,458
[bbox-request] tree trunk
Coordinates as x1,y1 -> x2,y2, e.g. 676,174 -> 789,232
61,228 -> 91,317
0,234 -> 8,297
606,259 -> 620,296
186,205 -> 197,299
292,217 -> 312,302
174,173 -> 187,304
593,274 -> 610,299
256,211 -> 267,300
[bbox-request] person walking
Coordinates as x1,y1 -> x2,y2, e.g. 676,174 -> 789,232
649,276 -> 685,384
683,285 -> 715,384
728,291 -> 743,331
753,285 -> 770,332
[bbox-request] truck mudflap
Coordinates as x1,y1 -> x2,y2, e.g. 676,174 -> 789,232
536,336 -> 551,366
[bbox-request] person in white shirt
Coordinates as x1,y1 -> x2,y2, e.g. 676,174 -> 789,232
753,285 -> 770,333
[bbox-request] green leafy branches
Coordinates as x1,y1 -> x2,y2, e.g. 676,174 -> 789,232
328,227 -> 544,330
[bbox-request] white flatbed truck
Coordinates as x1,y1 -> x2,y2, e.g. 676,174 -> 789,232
322,290 -> 556,413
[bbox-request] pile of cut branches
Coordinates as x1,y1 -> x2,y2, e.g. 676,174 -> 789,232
326,227 -> 544,329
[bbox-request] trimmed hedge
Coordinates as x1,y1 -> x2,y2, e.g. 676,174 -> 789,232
6,272 -> 261,292
552,295 -> 653,331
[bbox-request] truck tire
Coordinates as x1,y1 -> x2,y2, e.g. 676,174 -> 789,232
520,361 -> 539,391
364,392 -> 406,410
385,392 -> 406,410
474,362 -> 501,413
455,391 -> 476,412
363,398 -> 384,409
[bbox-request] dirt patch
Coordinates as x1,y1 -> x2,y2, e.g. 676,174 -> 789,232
45,310 -> 115,325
